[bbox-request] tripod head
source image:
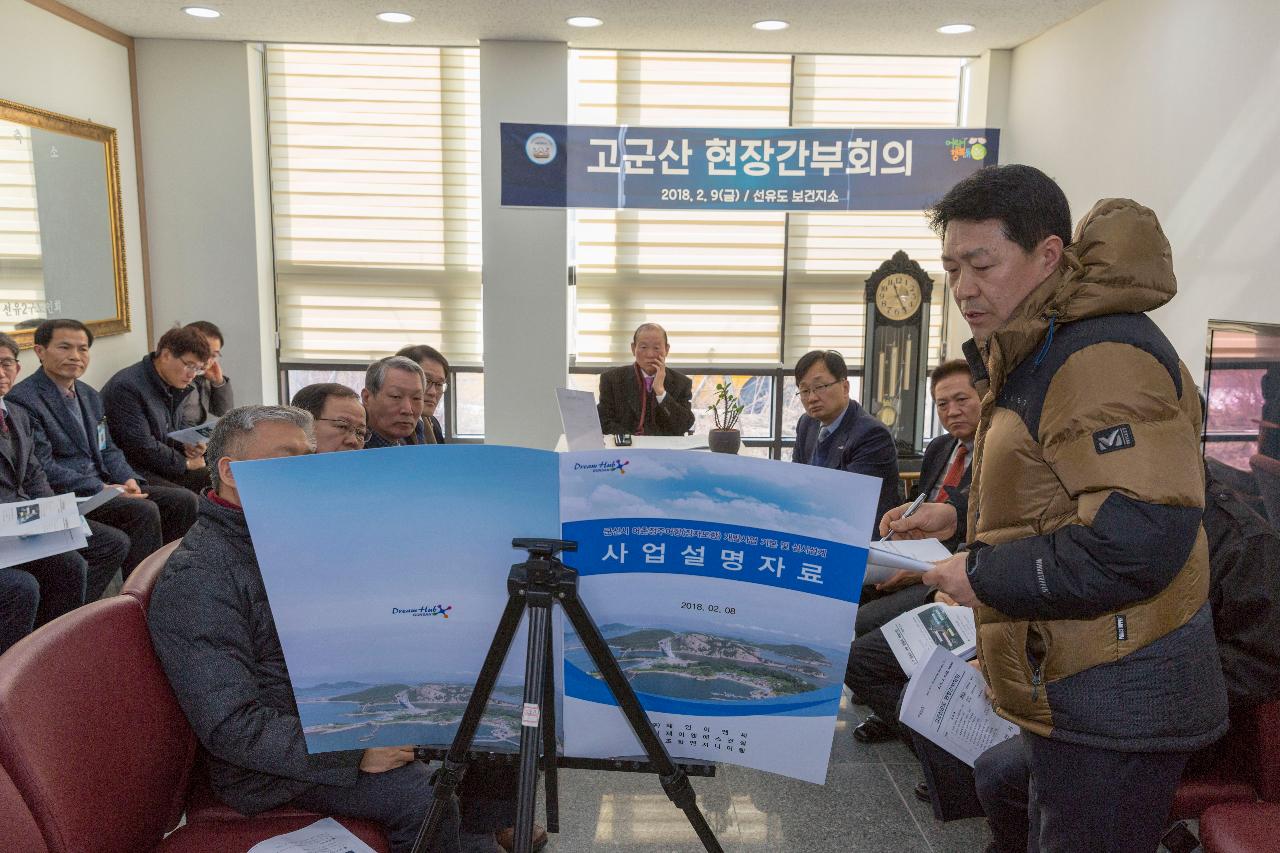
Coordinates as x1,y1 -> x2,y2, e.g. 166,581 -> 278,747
511,538 -> 578,559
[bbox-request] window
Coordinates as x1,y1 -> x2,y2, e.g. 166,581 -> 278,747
266,44 -> 482,365
1203,320 -> 1280,472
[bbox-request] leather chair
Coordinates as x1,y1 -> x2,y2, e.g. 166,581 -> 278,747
1200,802 -> 1280,852
0,761 -> 47,853
120,539 -> 182,611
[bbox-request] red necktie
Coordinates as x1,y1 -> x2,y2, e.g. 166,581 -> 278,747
935,444 -> 968,503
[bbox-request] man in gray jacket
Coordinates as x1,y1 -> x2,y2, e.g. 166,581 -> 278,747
146,405 -> 465,852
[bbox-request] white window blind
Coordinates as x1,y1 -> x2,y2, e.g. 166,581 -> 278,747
266,44 -> 482,364
0,124 -> 45,305
785,55 -> 964,368
570,50 -> 791,365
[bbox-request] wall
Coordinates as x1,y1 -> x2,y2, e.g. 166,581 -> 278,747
1,0 -> 149,384
1005,0 -> 1280,380
134,38 -> 277,405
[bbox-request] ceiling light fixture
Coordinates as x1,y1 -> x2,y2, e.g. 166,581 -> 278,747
752,20 -> 789,31
566,16 -> 604,28
182,6 -> 221,18
376,11 -> 415,23
937,23 -> 976,34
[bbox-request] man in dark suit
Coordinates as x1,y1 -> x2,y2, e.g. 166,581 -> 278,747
178,320 -> 234,428
397,344 -> 449,444
790,349 -> 900,532
597,323 -> 695,437
7,320 -> 197,579
291,383 -> 369,453
845,359 -> 979,746
0,332 -> 128,653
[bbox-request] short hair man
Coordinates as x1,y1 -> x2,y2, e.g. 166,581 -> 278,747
362,356 -> 428,449
7,319 -> 198,579
885,165 -> 1227,851
397,344 -> 449,444
0,332 -> 128,654
596,323 -> 695,436
146,406 -> 463,853
102,325 -> 213,493
291,383 -> 368,454
790,349 -> 900,534
178,320 -> 233,427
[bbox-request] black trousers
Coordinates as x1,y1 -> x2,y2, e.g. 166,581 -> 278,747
82,519 -> 130,601
854,582 -> 932,637
0,551 -> 86,654
87,485 -> 198,575
844,621 -> 910,729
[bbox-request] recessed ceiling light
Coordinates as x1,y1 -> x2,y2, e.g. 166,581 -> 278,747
376,11 -> 415,23
937,23 -> 976,34
182,6 -> 221,18
566,16 -> 603,28
752,20 -> 789,31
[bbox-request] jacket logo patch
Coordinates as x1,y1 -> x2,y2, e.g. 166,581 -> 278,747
1115,614 -> 1128,642
1093,424 -> 1135,454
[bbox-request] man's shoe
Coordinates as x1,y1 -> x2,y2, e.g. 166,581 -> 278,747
852,714 -> 896,743
914,781 -> 930,803
495,824 -> 549,852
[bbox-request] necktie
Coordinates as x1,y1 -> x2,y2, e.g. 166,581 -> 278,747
935,444 -> 968,503
0,408 -> 9,435
643,374 -> 654,394
818,425 -> 831,445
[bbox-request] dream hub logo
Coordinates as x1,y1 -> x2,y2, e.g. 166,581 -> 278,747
392,604 -> 453,618
573,458 -> 630,475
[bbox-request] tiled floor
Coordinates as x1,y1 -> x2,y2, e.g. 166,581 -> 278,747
537,694 -> 993,852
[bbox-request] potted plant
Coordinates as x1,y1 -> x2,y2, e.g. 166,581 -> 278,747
707,381 -> 745,454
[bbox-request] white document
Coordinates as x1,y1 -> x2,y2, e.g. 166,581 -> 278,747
881,602 -> 977,675
0,493 -> 80,537
863,537 -> 951,584
246,817 -> 377,853
556,388 -> 605,451
167,418 -> 219,447
899,646 -> 1019,767
0,524 -> 88,569
76,486 -> 122,516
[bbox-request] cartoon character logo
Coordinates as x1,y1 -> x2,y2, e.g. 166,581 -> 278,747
525,132 -> 557,165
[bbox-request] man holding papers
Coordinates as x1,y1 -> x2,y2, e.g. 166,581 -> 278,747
886,166 -> 1227,852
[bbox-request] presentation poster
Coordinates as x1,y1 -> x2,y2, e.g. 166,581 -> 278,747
234,445 -> 560,755
559,451 -> 876,783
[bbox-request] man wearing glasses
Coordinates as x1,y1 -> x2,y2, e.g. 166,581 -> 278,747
102,325 -> 214,494
178,320 -> 234,427
397,344 -> 450,444
791,349 -> 901,536
291,383 -> 370,453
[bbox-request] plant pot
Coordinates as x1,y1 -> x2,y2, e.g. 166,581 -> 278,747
708,429 -> 741,454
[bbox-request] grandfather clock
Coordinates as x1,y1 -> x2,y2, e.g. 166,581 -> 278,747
863,251 -> 934,453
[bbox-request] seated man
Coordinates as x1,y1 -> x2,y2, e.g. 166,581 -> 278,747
363,356 -> 429,449
291,383 -> 369,453
147,406 -> 464,853
790,349 -> 900,535
0,332 -> 128,616
845,360 -> 978,745
8,320 -> 197,578
103,325 -> 213,492
178,320 -> 234,427
597,323 -> 695,437
397,345 -> 449,443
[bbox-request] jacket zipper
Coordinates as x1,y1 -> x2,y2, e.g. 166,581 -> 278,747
1027,627 -> 1046,703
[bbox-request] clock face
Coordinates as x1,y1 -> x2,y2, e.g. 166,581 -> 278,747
875,273 -> 923,321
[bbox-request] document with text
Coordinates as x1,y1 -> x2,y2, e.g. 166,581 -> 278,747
881,602 -> 976,675
864,538 -> 951,584
899,645 -> 1018,767
0,493 -> 80,538
246,817 -> 376,853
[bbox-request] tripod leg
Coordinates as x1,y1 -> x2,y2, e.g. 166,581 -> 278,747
411,595 -> 528,853
513,600 -> 553,853
560,594 -> 725,853
540,609 -> 560,834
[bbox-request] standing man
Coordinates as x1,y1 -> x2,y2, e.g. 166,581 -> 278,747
179,320 -> 234,427
886,165 -> 1227,851
7,319 -> 198,578
597,323 -> 695,437
397,344 -> 449,443
791,349 -> 900,535
362,356 -> 428,449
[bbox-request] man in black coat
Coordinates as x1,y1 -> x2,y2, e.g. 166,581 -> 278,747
597,323 -> 695,437
102,325 -> 214,492
178,320 -> 234,428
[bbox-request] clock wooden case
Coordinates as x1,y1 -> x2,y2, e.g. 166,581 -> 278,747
863,251 -> 934,453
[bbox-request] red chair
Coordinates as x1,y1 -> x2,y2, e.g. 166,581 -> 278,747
0,761 -> 47,853
1200,802 -> 1280,852
120,539 -> 182,611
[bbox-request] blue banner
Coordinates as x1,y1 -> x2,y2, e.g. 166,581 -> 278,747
502,123 -> 999,211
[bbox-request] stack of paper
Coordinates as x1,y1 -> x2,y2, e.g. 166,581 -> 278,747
881,602 -> 977,675
0,490 -> 119,569
246,817 -> 377,853
863,537 -> 951,584
899,645 -> 1018,767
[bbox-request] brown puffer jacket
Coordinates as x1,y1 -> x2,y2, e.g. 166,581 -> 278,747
962,198 -> 1228,752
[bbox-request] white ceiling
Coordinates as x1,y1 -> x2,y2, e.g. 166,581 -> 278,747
59,0 -> 1106,55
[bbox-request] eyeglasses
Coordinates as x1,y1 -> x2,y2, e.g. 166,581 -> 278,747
179,359 -> 207,376
316,418 -> 371,442
424,379 -> 449,394
0,358 -> 17,371
794,380 -> 842,399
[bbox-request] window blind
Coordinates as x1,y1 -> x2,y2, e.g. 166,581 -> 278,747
266,44 -> 482,364
0,125 -> 45,304
570,50 -> 791,365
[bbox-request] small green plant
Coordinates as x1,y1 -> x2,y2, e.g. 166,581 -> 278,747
708,381 -> 745,431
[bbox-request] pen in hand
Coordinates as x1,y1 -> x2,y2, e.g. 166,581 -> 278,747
881,492 -> 928,542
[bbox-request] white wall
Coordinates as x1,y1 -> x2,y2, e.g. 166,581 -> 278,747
1005,0 -> 1280,380
0,0 -> 149,384
134,38 -> 277,404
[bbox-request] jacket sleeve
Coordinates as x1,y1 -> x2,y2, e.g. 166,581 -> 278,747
103,382 -> 186,480
147,560 -> 319,783
969,344 -> 1205,620
9,399 -> 107,496
209,378 -> 234,417
839,420 -> 898,481
597,372 -> 628,435
654,372 -> 695,435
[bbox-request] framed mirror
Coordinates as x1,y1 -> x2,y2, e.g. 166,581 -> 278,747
0,98 -> 129,348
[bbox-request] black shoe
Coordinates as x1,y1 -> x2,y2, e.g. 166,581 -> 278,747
914,781 -> 930,803
852,714 -> 896,743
